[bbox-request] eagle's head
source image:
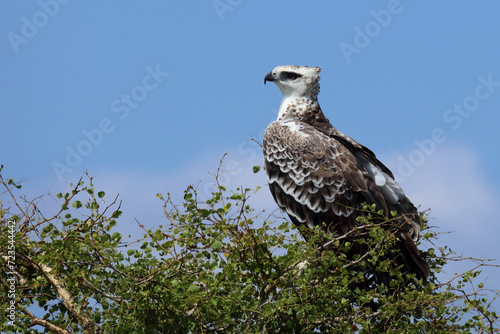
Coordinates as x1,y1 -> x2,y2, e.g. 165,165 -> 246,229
264,65 -> 322,101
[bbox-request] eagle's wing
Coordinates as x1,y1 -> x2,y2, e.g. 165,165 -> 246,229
263,119 -> 387,235
263,119 -> 429,280
327,128 -> 422,241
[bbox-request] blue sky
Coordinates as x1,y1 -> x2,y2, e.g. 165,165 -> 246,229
2,0 -> 500,311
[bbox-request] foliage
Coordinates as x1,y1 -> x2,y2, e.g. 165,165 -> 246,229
0,164 -> 499,333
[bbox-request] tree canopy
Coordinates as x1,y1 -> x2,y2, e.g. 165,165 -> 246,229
0,164 -> 499,333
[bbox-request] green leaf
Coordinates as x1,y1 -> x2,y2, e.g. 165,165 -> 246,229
212,240 -> 223,252
98,191 -> 105,198
111,232 -> 122,242
230,193 -> 243,200
188,284 -> 200,293
253,165 -> 260,173
72,200 -> 82,209
112,210 -> 122,218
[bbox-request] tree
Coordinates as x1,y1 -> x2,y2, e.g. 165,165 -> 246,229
0,163 -> 499,333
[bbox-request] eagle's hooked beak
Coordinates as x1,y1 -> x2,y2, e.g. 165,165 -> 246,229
264,71 -> 275,85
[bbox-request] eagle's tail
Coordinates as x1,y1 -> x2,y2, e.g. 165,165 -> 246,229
398,232 -> 430,283
371,231 -> 429,289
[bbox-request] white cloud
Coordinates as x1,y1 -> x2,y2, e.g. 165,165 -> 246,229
386,145 -> 499,243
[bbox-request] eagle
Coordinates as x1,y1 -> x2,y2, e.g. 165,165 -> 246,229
263,65 -> 429,283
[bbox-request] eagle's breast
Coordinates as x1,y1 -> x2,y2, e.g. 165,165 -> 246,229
263,119 -> 364,231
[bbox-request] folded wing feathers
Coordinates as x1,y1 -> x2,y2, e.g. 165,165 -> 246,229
264,121 -> 363,221
360,156 -> 405,205
263,92 -> 429,281
263,119 -> 418,230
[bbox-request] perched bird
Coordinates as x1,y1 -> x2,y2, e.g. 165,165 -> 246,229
263,65 -> 429,283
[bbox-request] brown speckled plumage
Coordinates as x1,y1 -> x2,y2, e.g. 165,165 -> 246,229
263,65 -> 429,282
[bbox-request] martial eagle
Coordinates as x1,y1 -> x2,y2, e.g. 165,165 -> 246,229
263,65 -> 429,282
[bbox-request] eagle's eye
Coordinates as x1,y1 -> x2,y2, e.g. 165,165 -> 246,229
287,73 -> 297,80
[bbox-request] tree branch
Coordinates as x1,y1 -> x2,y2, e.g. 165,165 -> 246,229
22,308 -> 71,334
18,253 -> 99,334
